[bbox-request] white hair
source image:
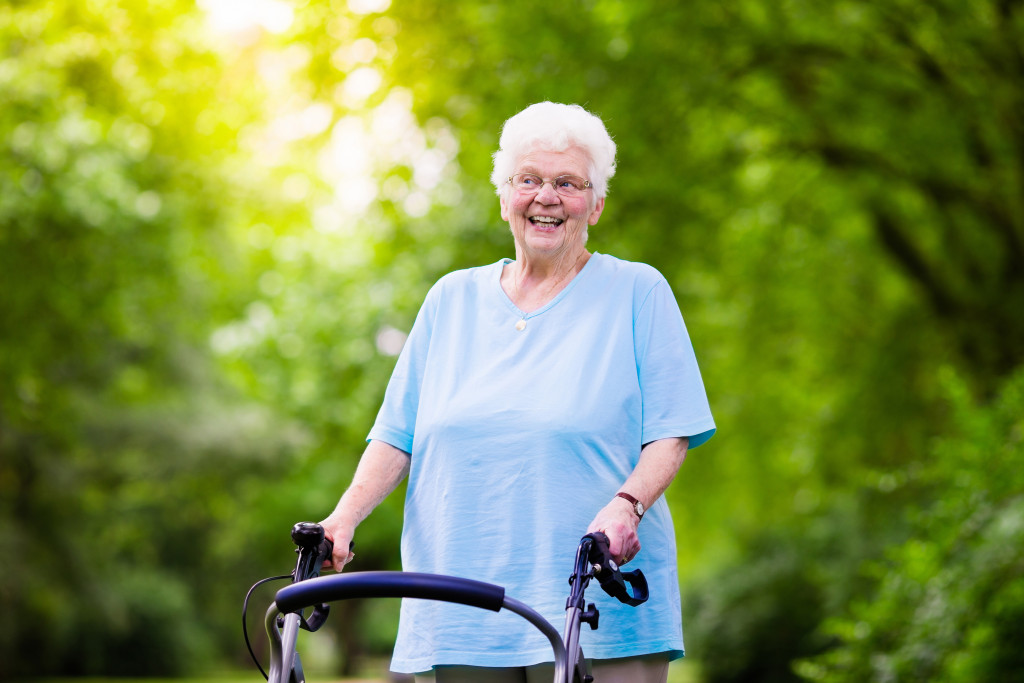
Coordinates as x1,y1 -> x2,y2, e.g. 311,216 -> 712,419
490,102 -> 617,199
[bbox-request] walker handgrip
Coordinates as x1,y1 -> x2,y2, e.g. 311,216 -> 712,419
584,532 -> 650,607
275,571 -> 507,615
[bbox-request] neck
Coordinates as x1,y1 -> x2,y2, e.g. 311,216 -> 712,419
505,246 -> 591,313
513,241 -> 589,280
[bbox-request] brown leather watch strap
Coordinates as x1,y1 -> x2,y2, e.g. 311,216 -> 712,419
615,492 -> 645,520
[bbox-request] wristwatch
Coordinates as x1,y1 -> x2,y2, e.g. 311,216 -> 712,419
615,492 -> 645,520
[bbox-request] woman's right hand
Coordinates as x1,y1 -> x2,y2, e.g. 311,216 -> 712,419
586,497 -> 641,565
319,518 -> 356,572
316,440 -> 412,573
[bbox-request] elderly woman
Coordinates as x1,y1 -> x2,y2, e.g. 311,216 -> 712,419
320,102 -> 715,683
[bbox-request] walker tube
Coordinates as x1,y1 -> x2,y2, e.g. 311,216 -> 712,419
275,571 -> 507,615
265,605 -> 299,683
503,596 -> 568,683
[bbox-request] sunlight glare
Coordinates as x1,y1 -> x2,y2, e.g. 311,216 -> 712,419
323,116 -> 372,176
348,0 -> 392,15
200,0 -> 295,35
338,67 -> 383,108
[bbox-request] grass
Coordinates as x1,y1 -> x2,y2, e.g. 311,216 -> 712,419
25,658 -> 701,683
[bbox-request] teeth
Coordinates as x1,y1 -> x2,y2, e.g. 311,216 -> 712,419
531,216 -> 562,224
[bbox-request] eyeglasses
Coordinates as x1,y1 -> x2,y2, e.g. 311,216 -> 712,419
507,173 -> 592,198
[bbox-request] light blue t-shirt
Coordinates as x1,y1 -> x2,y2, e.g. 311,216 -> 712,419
367,252 -> 715,673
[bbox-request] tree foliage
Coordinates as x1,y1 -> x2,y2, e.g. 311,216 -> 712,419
1,0 -> 1021,678
0,0 -> 287,674
797,369 -> 1024,682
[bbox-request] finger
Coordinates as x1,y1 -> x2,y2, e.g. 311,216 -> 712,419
331,550 -> 355,572
625,541 -> 642,564
617,538 -> 638,564
606,531 -> 625,558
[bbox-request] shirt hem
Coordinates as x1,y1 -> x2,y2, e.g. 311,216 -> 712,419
366,427 -> 414,454
642,418 -> 716,451
390,642 -> 684,674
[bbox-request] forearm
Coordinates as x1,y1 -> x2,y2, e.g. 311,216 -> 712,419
320,439 -> 410,568
323,439 -> 410,527
587,436 -> 689,563
618,436 -> 689,509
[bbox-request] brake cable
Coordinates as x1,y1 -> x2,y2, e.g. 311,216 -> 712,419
243,573 -> 292,680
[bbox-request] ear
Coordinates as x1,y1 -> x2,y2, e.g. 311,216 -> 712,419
588,196 -> 605,226
499,193 -> 510,222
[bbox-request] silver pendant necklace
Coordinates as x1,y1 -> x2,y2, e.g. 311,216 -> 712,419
511,251 -> 588,331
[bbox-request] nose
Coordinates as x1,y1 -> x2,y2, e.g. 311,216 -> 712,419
534,180 -> 561,203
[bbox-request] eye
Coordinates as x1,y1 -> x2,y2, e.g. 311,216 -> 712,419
520,174 -> 541,186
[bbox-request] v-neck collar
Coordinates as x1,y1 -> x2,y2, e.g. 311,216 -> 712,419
495,252 -> 600,320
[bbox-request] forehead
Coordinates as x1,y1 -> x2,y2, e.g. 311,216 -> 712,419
514,146 -> 592,177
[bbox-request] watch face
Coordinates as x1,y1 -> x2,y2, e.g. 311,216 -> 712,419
636,502 -> 645,517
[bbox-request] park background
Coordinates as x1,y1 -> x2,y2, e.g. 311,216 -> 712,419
2,0 -> 1023,681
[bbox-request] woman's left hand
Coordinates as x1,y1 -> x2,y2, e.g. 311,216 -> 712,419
586,497 -> 641,565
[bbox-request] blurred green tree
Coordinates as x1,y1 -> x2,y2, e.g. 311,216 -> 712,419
796,368 -> 1024,682
0,0 -> 295,674
329,0 -> 1023,679
2,0 -> 1022,678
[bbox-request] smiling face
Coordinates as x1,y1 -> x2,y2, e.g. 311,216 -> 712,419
499,146 -> 605,262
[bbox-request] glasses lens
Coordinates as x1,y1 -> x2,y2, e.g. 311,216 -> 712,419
554,176 -> 588,196
510,174 -> 590,196
512,173 -> 543,191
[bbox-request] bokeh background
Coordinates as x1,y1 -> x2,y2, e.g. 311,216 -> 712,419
2,0 -> 1023,681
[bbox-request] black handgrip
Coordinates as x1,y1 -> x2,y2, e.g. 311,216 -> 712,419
317,537 -> 336,569
275,571 -> 506,615
584,532 -> 649,607
292,523 -> 335,583
586,532 -> 611,559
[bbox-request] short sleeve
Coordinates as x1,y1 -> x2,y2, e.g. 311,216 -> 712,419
366,285 -> 439,453
634,279 -> 716,449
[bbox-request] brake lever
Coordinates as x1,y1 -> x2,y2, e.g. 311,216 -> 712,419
584,532 -> 649,607
617,568 -> 649,606
302,533 -> 342,631
286,523 -> 354,631
299,603 -> 331,632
